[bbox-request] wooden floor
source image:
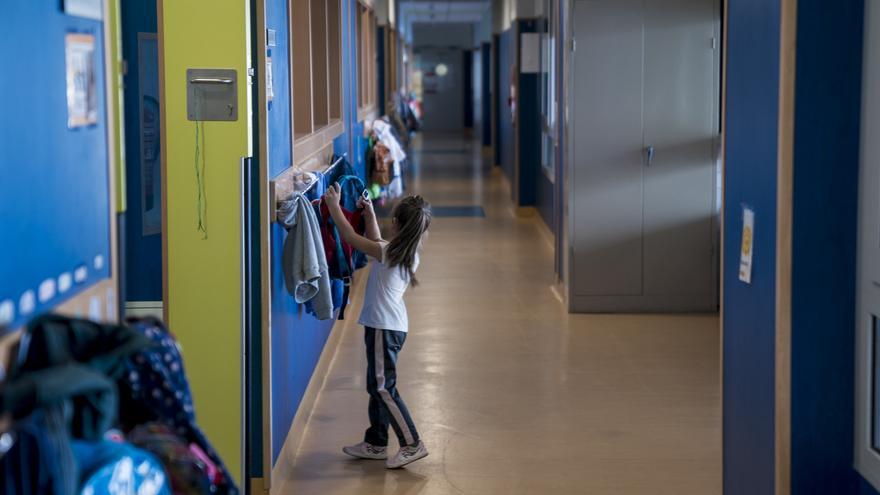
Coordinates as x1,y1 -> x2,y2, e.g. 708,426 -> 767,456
270,133 -> 721,494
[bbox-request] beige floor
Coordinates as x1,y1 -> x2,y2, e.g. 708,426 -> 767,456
271,133 -> 721,494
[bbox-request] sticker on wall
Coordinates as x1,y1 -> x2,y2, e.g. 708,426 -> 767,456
739,206 -> 755,284
94,254 -> 105,270
266,57 -> 275,102
65,33 -> 98,128
74,264 -> 88,284
63,0 -> 103,20
19,291 -> 36,317
38,279 -> 57,304
138,34 -> 162,236
58,272 -> 73,294
0,300 -> 14,327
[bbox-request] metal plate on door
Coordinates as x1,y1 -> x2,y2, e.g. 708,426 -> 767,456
186,69 -> 237,121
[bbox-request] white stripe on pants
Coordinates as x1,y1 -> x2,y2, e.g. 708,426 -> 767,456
374,330 -> 416,446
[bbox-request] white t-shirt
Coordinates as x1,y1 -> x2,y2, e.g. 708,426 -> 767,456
358,241 -> 418,332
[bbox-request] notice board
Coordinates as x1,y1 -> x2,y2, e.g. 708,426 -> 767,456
0,3 -> 112,330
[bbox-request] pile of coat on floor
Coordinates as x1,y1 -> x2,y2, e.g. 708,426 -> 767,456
0,314 -> 238,495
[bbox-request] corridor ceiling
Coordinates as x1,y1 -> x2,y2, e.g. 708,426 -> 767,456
398,1 -> 490,24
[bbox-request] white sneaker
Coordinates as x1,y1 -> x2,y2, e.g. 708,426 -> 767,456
386,441 -> 429,469
343,442 -> 388,460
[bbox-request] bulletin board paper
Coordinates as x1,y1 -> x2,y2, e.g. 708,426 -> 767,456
1,4 -> 112,331
66,33 -> 99,128
64,0 -> 103,20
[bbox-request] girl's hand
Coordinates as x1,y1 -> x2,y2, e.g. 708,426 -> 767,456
325,183 -> 342,210
357,195 -> 374,216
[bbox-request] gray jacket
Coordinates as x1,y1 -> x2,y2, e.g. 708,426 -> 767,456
277,193 -> 333,320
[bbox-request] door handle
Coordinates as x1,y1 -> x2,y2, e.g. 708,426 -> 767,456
645,146 -> 655,167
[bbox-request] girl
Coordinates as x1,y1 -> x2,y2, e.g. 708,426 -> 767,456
324,185 -> 432,469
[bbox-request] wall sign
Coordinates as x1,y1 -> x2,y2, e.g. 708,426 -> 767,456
63,0 -> 103,20
65,33 -> 98,128
739,206 -> 755,284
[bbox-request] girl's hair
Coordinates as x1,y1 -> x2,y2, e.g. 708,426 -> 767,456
386,195 -> 432,286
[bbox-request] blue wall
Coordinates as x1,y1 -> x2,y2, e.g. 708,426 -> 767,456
496,21 -> 548,216
722,1 -> 781,493
0,2 -> 112,331
492,34 -> 501,166
266,0 -> 369,464
481,43 -> 491,147
121,0 -> 162,302
536,169 -> 554,231
498,29 -> 514,182
515,20 -> 540,208
790,0 -> 866,493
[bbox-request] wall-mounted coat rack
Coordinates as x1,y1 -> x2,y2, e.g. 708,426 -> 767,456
270,151 -> 347,223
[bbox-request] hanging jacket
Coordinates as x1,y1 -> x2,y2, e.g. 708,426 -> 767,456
372,119 -> 406,164
372,143 -> 393,186
326,154 -> 358,185
278,192 -> 333,320
316,174 -> 368,319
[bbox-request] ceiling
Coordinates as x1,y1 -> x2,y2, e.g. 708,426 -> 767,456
399,1 -> 490,24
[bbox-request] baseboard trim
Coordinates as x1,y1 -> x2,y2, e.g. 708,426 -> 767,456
124,300 -> 164,320
534,214 -> 555,250
270,270 -> 368,493
250,477 -> 268,495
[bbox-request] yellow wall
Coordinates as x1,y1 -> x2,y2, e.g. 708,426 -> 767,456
107,0 -> 126,212
159,0 -> 252,482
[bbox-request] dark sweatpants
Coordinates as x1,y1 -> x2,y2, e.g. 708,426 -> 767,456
364,327 -> 420,448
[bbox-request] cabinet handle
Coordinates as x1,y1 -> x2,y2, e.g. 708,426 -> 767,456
645,146 -> 655,167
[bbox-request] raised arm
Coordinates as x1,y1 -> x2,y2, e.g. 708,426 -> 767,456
358,195 -> 382,242
325,184 -> 384,260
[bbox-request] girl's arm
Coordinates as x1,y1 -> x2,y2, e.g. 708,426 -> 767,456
359,196 -> 382,242
325,184 -> 384,260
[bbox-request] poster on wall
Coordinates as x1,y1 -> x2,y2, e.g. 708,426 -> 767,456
138,34 -> 162,235
65,33 -> 98,128
63,0 -> 103,20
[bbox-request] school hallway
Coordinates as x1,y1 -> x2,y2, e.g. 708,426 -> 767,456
6,0 -> 878,492
270,133 -> 721,495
